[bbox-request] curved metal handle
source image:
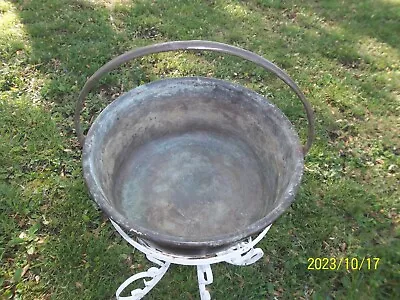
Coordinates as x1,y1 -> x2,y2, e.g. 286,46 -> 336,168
75,40 -> 314,155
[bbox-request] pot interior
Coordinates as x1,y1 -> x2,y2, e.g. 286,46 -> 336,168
83,77 -> 303,248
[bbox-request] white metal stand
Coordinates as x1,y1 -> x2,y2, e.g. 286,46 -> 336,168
111,220 -> 271,300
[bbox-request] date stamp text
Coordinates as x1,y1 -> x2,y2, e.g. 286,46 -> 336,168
307,257 -> 380,271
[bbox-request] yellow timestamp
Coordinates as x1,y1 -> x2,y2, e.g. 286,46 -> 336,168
307,257 -> 381,271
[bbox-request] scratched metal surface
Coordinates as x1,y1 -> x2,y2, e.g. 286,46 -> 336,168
82,77 -> 304,255
114,130 -> 264,240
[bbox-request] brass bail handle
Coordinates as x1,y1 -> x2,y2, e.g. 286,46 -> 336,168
75,40 -> 315,155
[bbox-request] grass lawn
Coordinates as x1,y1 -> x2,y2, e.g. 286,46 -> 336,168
1,0 -> 399,299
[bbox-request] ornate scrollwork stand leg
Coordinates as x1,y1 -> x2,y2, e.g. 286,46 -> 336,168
111,220 -> 271,300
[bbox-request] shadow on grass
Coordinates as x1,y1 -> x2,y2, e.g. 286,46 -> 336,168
309,0 -> 400,51
276,0 -> 399,116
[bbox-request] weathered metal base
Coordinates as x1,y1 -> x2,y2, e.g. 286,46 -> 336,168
112,220 -> 271,300
115,130 -> 264,243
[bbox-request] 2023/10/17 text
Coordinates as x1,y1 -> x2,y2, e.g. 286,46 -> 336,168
307,257 -> 380,271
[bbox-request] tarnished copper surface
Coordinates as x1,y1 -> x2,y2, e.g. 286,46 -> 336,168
82,77 -> 304,255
